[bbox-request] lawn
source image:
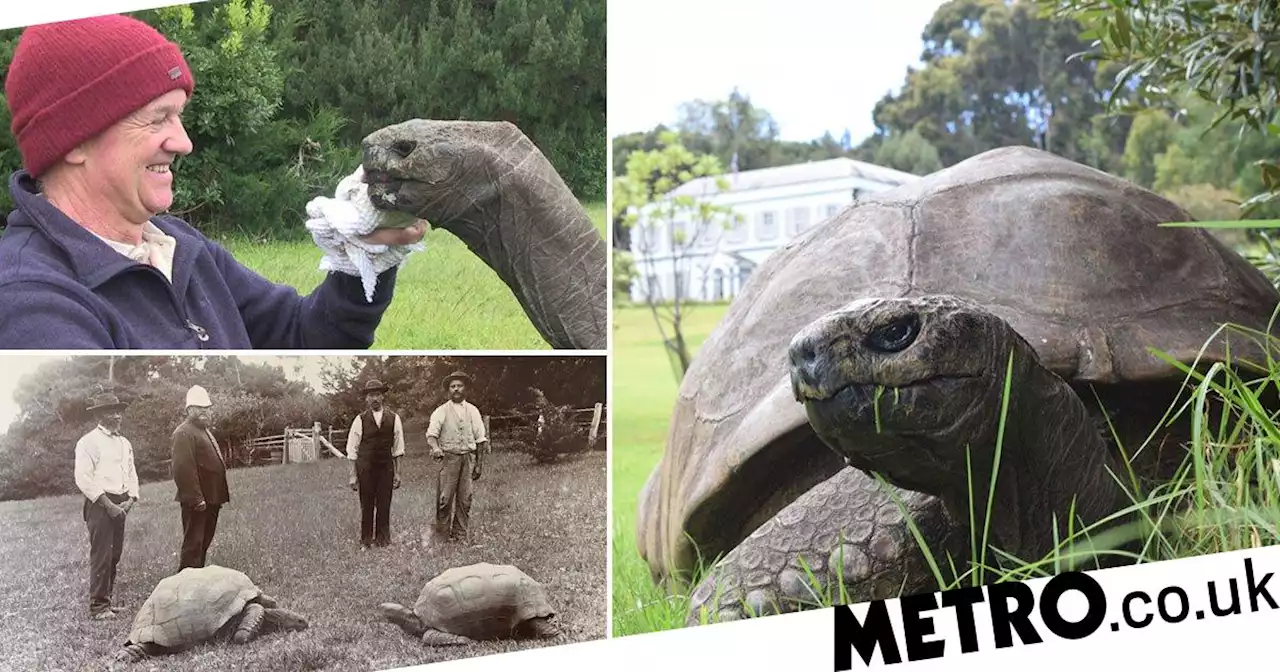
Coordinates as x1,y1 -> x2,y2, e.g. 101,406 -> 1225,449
216,200 -> 608,351
608,303 -> 730,637
0,445 -> 607,671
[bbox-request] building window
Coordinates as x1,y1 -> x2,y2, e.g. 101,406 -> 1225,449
825,204 -> 840,219
786,207 -> 810,236
851,188 -> 864,201
755,211 -> 778,241
712,269 -> 725,301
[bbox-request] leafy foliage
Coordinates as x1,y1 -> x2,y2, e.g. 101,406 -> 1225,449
613,131 -> 740,376
612,0 -> 1280,255
1049,0 -> 1280,216
0,0 -> 605,238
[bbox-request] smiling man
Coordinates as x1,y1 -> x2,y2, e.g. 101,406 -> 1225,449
0,13 -> 424,349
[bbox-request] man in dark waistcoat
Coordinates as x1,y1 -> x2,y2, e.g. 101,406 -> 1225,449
346,379 -> 404,548
171,384 -> 230,571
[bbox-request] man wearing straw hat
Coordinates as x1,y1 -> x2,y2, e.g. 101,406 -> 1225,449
74,391 -> 138,620
345,378 -> 405,548
426,371 -> 489,543
171,384 -> 229,571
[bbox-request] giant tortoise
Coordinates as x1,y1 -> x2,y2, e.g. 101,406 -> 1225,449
361,119 -> 607,351
113,565 -> 308,664
378,562 -> 561,646
635,145 -> 1280,623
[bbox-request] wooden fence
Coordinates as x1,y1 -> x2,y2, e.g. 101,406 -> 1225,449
238,402 -> 607,466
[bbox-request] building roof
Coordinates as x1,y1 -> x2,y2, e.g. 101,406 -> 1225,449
669,157 -> 921,197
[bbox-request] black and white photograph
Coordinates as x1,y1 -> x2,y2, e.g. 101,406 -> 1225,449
0,353 -> 608,671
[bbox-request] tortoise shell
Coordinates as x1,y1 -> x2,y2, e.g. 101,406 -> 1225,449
636,145 -> 1280,586
413,563 -> 555,639
126,566 -> 262,649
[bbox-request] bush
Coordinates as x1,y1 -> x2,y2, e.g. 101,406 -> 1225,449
515,403 -> 592,464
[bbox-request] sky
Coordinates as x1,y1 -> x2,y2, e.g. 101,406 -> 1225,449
608,0 -> 949,143
0,355 -> 337,433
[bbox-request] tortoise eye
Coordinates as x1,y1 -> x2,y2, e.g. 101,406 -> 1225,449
864,314 -> 920,353
391,139 -> 417,159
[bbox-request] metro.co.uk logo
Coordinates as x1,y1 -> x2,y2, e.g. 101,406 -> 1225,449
834,556 -> 1278,669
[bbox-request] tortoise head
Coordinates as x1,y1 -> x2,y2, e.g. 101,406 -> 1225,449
362,119 -> 517,226
788,295 -> 1035,493
264,607 -> 310,632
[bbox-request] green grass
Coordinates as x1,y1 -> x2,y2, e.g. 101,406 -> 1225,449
216,200 -> 607,350
0,445 -> 607,671
610,299 -> 1280,636
609,303 -> 728,636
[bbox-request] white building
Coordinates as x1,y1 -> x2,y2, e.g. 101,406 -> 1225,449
627,157 -> 921,303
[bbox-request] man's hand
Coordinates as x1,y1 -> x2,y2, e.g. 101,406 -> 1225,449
360,221 -> 427,247
471,466 -> 482,481
195,500 -> 207,512
431,450 -> 443,461
393,476 -> 401,489
104,501 -> 125,519
349,476 -> 358,491
120,498 -> 135,514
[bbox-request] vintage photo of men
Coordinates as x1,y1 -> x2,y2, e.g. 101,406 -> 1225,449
0,354 -> 607,671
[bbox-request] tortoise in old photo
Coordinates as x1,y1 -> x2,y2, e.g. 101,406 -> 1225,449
112,565 -> 308,664
635,145 -> 1280,623
378,562 -> 560,646
361,119 -> 607,351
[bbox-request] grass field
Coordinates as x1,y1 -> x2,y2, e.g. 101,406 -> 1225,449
0,445 -> 607,671
217,200 -> 607,351
609,303 -> 729,637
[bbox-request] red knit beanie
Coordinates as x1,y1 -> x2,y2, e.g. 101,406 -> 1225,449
4,14 -> 196,178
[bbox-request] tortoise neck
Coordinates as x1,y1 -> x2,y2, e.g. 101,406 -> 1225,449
971,353 -> 1129,561
440,141 -> 607,350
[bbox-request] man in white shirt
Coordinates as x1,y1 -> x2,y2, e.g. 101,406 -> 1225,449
346,379 -> 404,548
74,392 -> 139,620
426,371 -> 489,543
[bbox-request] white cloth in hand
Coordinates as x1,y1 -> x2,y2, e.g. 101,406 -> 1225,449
305,166 -> 426,302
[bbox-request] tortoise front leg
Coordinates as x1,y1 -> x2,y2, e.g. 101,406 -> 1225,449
111,642 -> 167,666
421,629 -> 475,646
379,602 -> 426,637
521,616 -> 561,639
233,603 -> 266,644
686,467 -> 960,625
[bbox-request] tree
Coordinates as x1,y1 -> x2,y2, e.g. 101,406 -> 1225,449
873,130 -> 945,175
868,0 -> 1118,169
614,132 -> 740,378
0,355 -> 329,501
1122,109 -> 1178,188
1049,0 -> 1280,217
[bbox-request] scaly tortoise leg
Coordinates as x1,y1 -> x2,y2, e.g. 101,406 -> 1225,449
379,602 -> 426,637
233,603 -> 266,644
686,466 -> 961,625
111,642 -> 166,666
